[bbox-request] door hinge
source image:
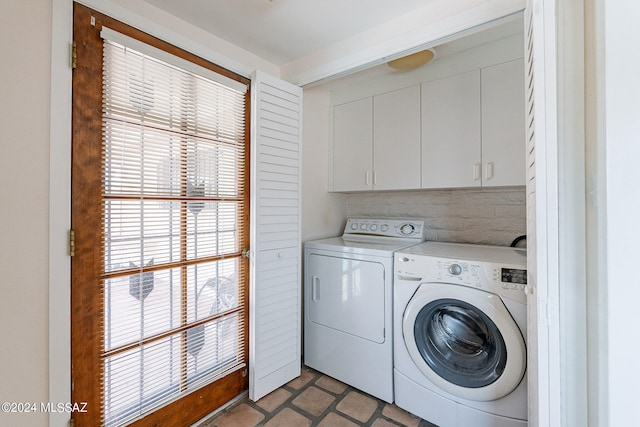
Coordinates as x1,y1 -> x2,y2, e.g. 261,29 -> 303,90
71,41 -> 77,69
69,417 -> 75,427
69,229 -> 76,257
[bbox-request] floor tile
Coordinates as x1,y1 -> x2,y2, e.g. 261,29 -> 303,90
255,387 -> 292,412
264,407 -> 312,427
316,375 -> 348,395
382,404 -> 421,427
212,403 -> 265,427
286,368 -> 316,390
371,418 -> 401,427
196,365 -> 430,427
291,385 -> 335,416
336,390 -> 378,423
317,412 -> 360,427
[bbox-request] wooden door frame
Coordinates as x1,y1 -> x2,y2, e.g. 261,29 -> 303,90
70,4 -> 250,425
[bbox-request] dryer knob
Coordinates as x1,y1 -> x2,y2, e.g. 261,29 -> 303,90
399,223 -> 415,235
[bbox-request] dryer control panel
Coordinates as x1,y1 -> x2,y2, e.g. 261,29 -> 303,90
343,218 -> 424,240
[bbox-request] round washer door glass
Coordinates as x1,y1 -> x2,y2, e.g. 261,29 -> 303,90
414,298 -> 507,388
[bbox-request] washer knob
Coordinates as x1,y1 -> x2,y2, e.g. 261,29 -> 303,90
370,224 -> 378,231
449,264 -> 463,275
360,224 -> 368,231
380,224 -> 388,232
351,222 -> 358,230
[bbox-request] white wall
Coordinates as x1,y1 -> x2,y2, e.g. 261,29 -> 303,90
301,87 -> 347,242
0,1 -> 52,426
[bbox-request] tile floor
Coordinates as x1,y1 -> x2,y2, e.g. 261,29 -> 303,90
198,365 -> 436,427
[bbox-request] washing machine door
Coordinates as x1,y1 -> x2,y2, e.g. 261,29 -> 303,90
403,283 -> 526,402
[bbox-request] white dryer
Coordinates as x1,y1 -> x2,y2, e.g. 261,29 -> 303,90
394,242 -> 528,427
304,218 -> 424,402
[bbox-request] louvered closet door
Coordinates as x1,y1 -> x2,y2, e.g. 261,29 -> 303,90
525,0 -> 552,425
249,71 -> 303,400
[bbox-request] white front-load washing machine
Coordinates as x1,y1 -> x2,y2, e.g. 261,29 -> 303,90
304,218 -> 424,402
394,242 -> 528,427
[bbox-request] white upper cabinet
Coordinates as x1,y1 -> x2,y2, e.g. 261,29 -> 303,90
421,59 -> 525,189
481,58 -> 526,187
330,59 -> 525,192
421,70 -> 482,188
331,86 -> 421,191
331,97 -> 373,192
373,86 -> 422,190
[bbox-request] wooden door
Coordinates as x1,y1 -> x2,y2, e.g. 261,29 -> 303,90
71,4 -> 250,426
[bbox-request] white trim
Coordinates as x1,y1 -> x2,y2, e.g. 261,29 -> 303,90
49,1 -> 73,426
540,0 -> 561,423
100,27 -> 247,93
555,1 -> 588,426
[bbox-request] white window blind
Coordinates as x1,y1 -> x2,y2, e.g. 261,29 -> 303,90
100,30 -> 248,427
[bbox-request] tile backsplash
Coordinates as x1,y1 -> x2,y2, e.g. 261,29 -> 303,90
346,187 -> 526,247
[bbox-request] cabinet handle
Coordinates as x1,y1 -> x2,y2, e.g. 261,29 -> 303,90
365,171 -> 370,186
486,162 -> 494,180
312,276 -> 320,302
373,171 -> 378,186
474,163 -> 481,181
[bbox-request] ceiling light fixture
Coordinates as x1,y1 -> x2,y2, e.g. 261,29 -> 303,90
386,48 -> 436,71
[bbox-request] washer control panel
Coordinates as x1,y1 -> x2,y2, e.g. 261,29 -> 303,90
395,254 -> 527,303
344,218 -> 424,239
436,260 -> 482,287
493,267 -> 527,292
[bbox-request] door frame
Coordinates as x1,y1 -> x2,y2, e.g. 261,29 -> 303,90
49,1 -> 261,425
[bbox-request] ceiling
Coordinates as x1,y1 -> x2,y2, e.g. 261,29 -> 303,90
141,0 -> 440,65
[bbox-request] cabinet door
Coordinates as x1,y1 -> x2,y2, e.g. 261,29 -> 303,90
373,86 -> 421,190
332,98 -> 373,191
481,58 -> 526,186
421,71 -> 481,188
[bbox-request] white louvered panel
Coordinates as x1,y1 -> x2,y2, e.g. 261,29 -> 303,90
250,71 -> 302,401
526,5 -> 536,184
525,0 -> 536,257
524,1 -> 540,426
